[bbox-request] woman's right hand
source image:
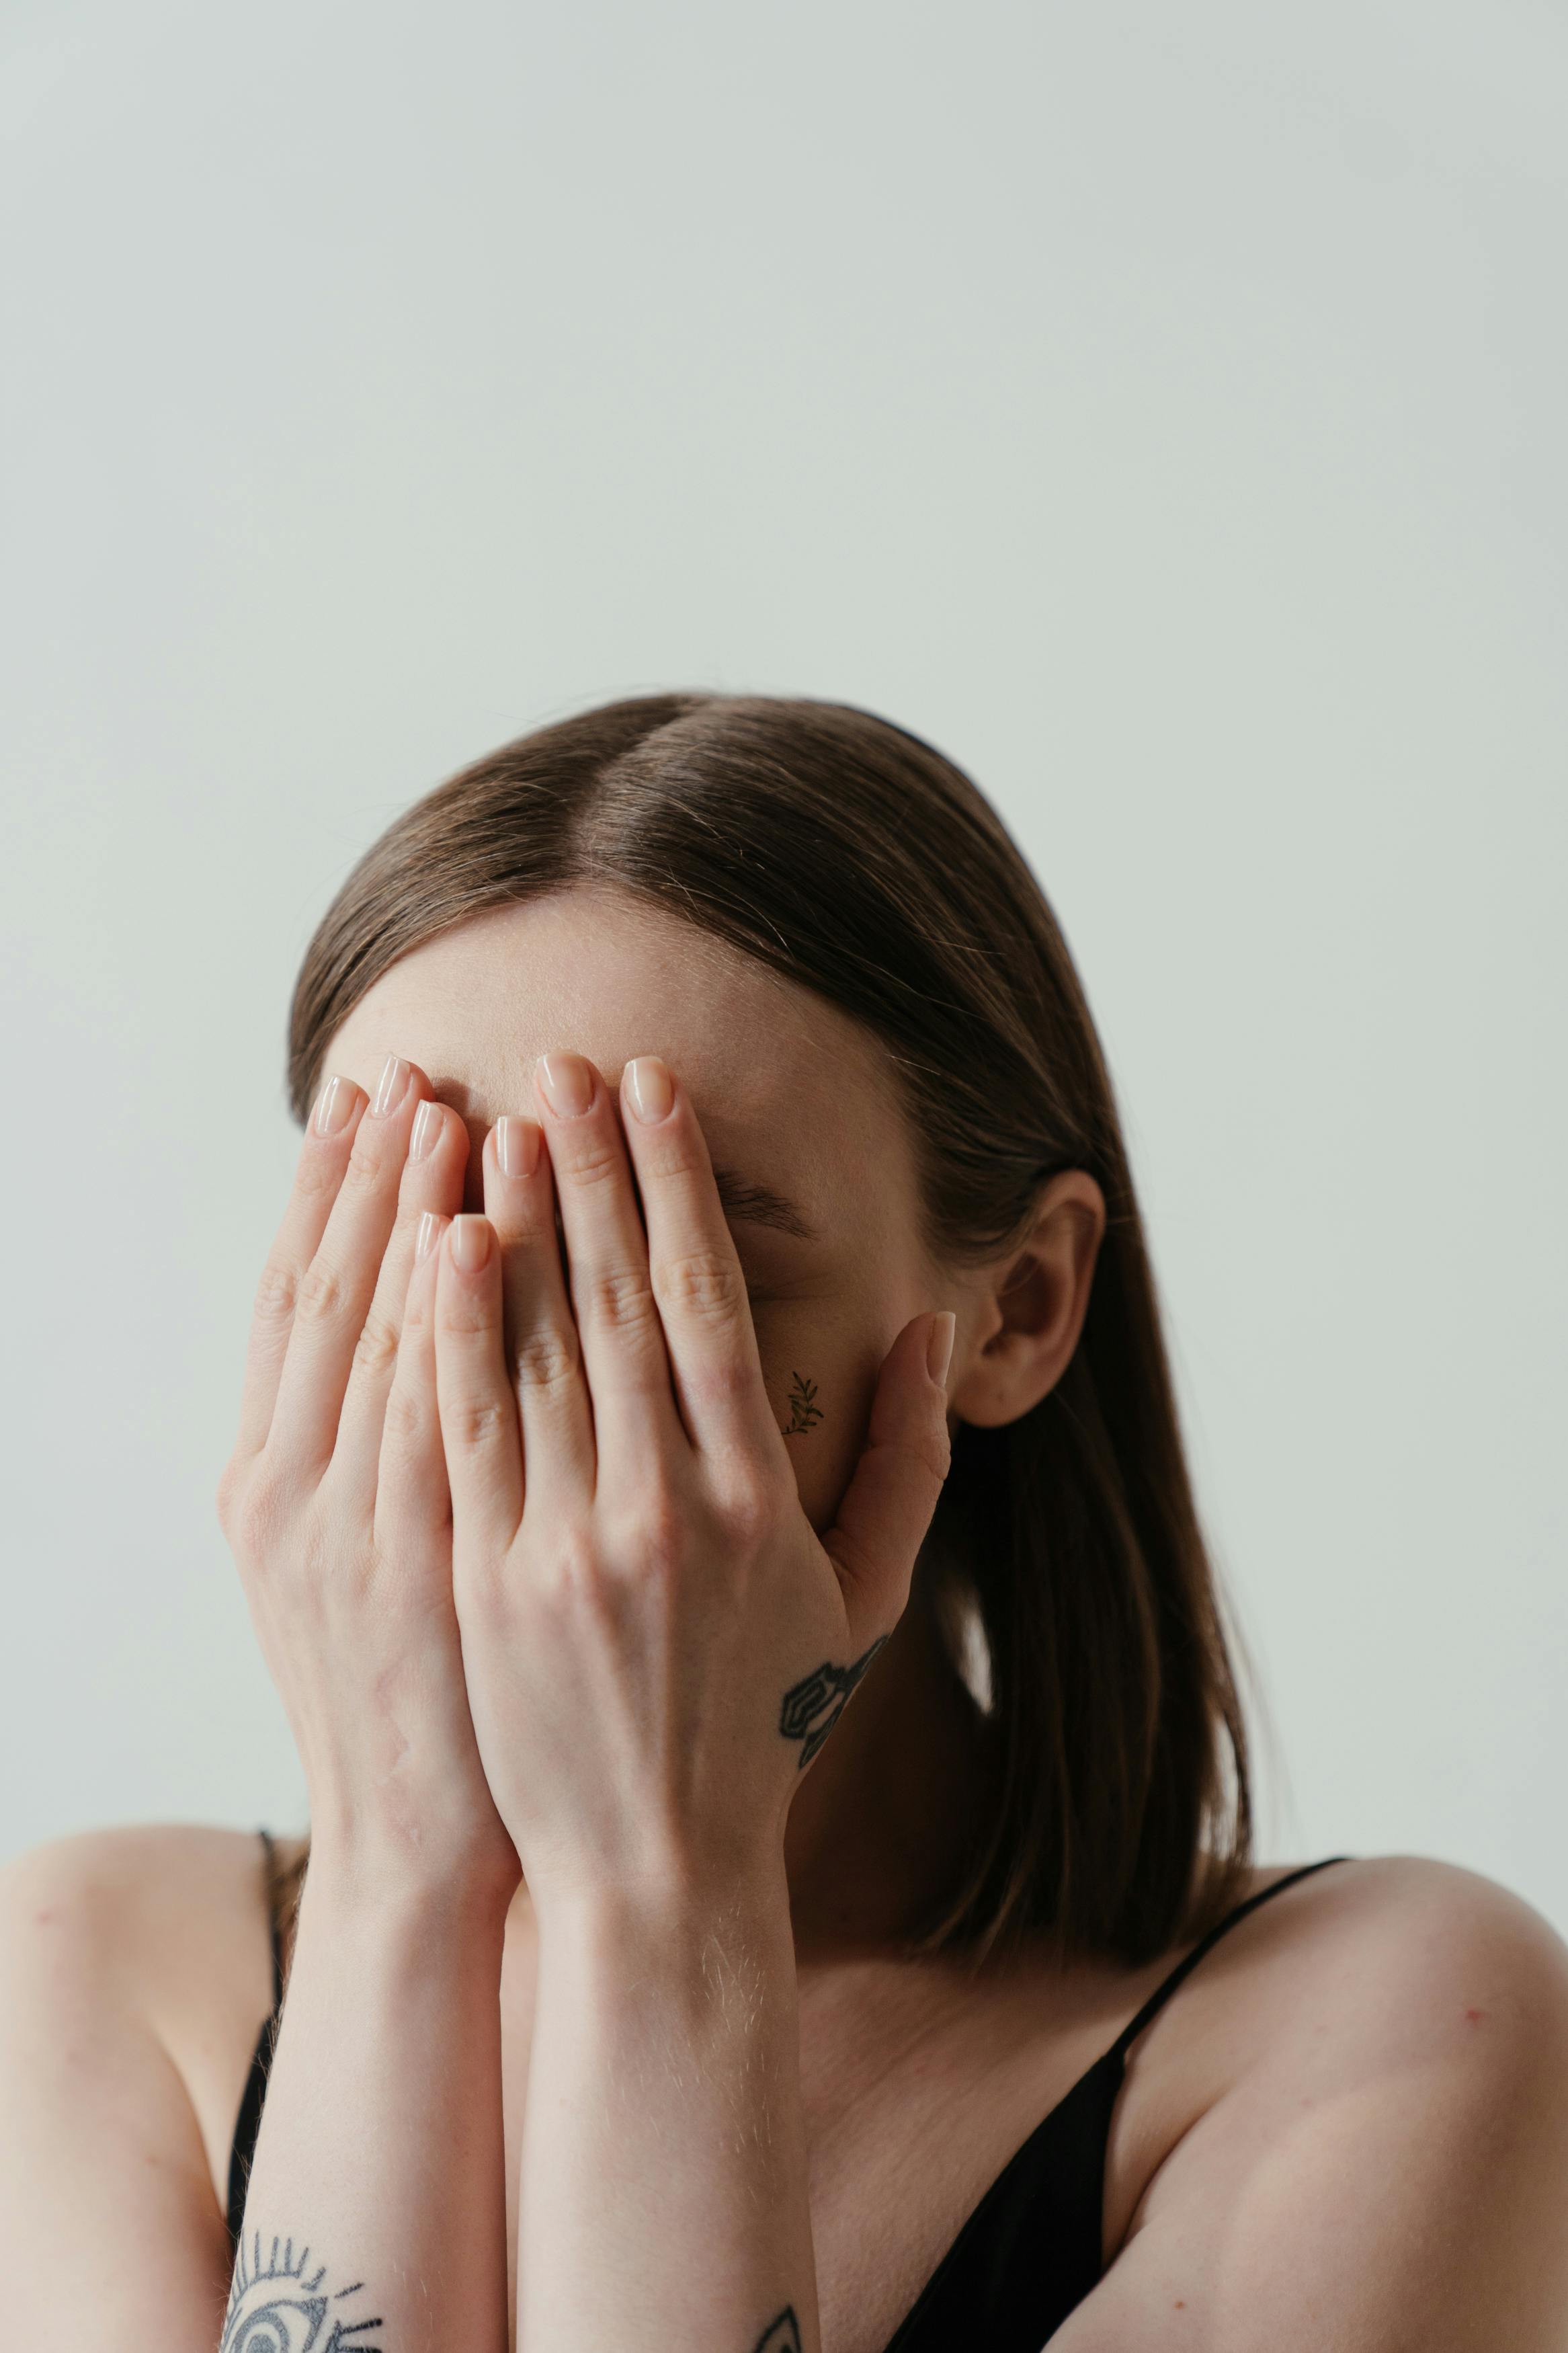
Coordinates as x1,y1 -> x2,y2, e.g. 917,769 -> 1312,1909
216,1053 -> 519,1898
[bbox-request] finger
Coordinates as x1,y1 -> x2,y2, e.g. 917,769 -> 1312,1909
331,1096 -> 470,1508
434,1214 -> 524,1556
231,1073 -> 368,1460
483,1115 -> 595,1519
532,1051 -> 684,1475
372,1210 -> 453,1551
821,1312 -> 956,1657
267,1054 -> 431,1474
617,1055 -> 779,1466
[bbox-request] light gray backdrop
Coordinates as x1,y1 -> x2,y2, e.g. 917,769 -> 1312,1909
3,0 -> 1564,1932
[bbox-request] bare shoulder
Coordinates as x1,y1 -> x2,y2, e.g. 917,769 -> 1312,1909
1241,1854 -> 1568,2024
0,1821 -> 290,2209
1237,1852 -> 1568,2072
0,1820 -> 280,2017
1077,1856 -> 1568,2349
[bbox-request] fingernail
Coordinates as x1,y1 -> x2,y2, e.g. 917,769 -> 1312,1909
372,1054 -> 412,1117
416,1210 -> 444,1264
409,1100 -> 443,1162
450,1215 -> 492,1272
497,1115 -> 542,1179
313,1075 -> 356,1137
625,1055 -> 674,1125
927,1311 -> 956,1389
536,1052 -> 594,1119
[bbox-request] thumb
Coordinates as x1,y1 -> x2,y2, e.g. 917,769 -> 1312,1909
821,1310 -> 956,1654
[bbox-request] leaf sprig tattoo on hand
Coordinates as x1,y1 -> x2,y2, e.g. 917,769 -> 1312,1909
778,1636 -> 889,1767
780,1371 -> 823,1435
222,2230 -> 384,2352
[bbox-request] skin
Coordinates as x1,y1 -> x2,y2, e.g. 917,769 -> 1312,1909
1,879 -> 1567,2350
311,883 -> 1107,1952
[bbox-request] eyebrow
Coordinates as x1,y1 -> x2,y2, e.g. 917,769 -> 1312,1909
710,1164 -> 820,1242
435,1081 -> 818,1240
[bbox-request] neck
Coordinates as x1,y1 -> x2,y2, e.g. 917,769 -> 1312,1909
782,1568 -> 997,1958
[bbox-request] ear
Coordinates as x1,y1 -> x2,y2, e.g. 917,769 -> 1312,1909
946,1170 -> 1107,1429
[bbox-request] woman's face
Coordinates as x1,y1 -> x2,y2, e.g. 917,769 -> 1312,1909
323,883 -> 952,1535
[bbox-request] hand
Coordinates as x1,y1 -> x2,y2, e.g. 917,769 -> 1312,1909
431,1049 -> 956,1912
217,1055 -> 519,1896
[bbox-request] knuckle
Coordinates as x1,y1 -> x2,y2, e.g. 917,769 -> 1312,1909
294,1150 -> 343,1205
584,1264 -> 659,1337
511,1324 -> 579,1394
380,1380 -> 428,1451
559,1132 -> 622,1191
352,1311 -> 403,1382
917,1427 -> 954,1484
294,1257 -> 349,1328
214,1459 -> 243,1532
637,1488 -> 686,1568
720,1474 -> 778,1549
530,1531 -> 597,1607
447,1395 -> 511,1452
224,1466 -> 292,1558
339,1145 -> 386,1199
251,1257 -> 299,1328
653,1248 -> 743,1324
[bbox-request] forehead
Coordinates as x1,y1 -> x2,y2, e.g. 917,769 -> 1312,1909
325,884 -> 920,1236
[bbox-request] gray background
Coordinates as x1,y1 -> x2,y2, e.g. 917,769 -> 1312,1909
3,1 -> 1564,1929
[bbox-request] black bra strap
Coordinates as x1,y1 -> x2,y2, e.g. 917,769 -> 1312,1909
257,1827 -> 284,2012
1108,1856 -> 1352,2065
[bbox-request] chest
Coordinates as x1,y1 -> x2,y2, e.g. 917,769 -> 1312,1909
493,1938 -> 1157,2353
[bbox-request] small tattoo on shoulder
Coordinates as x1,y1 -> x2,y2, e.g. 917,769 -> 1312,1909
778,1636 -> 889,1767
751,2307 -> 803,2353
223,2229 -> 383,2350
780,1371 -> 823,1436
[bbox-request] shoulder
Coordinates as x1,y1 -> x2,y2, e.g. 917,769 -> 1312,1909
1081,1857 -> 1568,2348
1186,1853 -> 1568,2152
1243,1853 -> 1568,2069
0,1820 -> 278,2008
0,1825 -> 278,2323
0,1823 -> 288,2194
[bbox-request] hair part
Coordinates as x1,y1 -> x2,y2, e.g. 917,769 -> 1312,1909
280,692 -> 1253,1975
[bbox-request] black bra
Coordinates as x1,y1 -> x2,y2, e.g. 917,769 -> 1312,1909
229,1843 -> 1352,2347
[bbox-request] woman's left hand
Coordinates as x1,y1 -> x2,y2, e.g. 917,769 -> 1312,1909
429,1048 -> 955,1913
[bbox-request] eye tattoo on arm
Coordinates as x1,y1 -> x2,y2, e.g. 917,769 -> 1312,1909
222,2230 -> 384,2352
779,1371 -> 823,1436
778,1636 -> 889,1767
751,2307 -> 803,2353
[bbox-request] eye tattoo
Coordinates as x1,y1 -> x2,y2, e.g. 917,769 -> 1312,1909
222,2230 -> 383,2352
779,1371 -> 823,1436
751,2307 -> 803,2353
778,1637 -> 889,1767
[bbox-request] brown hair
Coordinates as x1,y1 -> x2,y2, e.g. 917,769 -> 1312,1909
272,692 -> 1253,1976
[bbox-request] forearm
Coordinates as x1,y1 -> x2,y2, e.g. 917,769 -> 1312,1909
519,1862 -> 817,2353
229,1839 -> 513,2353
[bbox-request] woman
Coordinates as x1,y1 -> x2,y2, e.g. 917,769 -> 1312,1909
3,692 -> 1565,2350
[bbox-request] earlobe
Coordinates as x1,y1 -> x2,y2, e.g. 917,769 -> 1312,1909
946,1172 -> 1106,1431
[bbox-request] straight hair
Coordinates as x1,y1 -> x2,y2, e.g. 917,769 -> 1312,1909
271,692 -> 1253,1978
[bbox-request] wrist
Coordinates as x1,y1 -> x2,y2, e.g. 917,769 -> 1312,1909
302,1817 -> 520,1936
531,1849 -> 795,1973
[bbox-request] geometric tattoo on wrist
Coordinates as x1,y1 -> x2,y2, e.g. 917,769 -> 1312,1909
222,2230 -> 383,2350
750,2308 -> 802,2353
778,1636 -> 889,1768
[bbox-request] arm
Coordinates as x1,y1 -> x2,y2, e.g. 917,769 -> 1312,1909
1055,1860 -> 1568,2351
216,1055 -> 523,2349
520,1870 -> 813,2353
230,1843 -> 512,2353
0,1829 -> 236,2348
430,1048 -> 954,2353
